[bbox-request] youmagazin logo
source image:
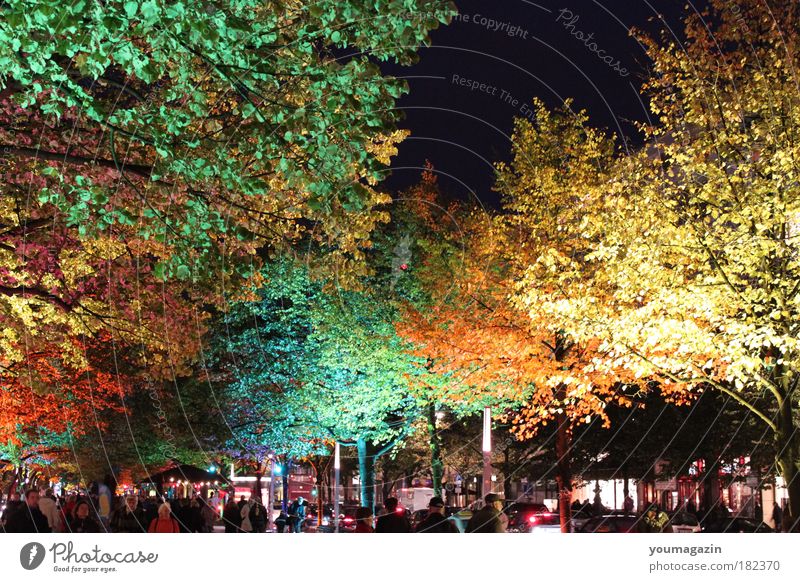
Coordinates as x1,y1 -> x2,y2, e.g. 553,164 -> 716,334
19,542 -> 46,570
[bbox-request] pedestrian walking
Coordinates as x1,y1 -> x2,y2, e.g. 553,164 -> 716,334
148,503 -> 181,533
187,497 -> 203,532
110,494 -> 146,533
375,497 -> 411,533
3,489 -> 51,533
39,488 -> 62,532
68,500 -> 102,533
1,492 -> 23,529
466,493 -> 506,533
415,496 -> 458,533
773,502 -> 783,532
95,479 -> 113,531
200,498 -> 218,533
240,498 -> 254,532
223,498 -> 242,532
288,496 -> 307,533
275,510 -> 288,533
249,499 -> 267,533
354,506 -> 374,533
623,495 -> 634,515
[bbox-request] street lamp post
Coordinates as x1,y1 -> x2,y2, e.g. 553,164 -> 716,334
482,407 -> 492,499
268,456 -> 275,530
334,442 -> 341,533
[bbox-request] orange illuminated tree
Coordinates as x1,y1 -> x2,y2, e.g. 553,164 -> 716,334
398,121 -> 640,530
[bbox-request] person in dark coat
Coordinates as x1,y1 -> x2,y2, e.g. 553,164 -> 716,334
68,500 -> 102,533
4,490 -> 51,533
200,498 -> 217,533
140,495 -> 158,527
465,493 -> 505,533
415,496 -> 458,533
172,498 -> 193,532
275,511 -> 288,533
375,497 -> 411,533
110,495 -> 146,532
187,497 -> 204,532
1,492 -> 23,529
773,502 -> 783,532
354,506 -> 374,533
223,499 -> 242,532
249,499 -> 267,533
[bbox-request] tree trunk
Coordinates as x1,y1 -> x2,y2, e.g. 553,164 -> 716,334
6,465 -> 21,496
426,403 -> 444,497
381,472 -> 394,500
254,468 -> 263,503
357,438 -> 376,511
311,460 -> 323,532
555,410 -> 573,533
504,447 -> 516,500
281,464 -> 289,513
775,389 -> 800,532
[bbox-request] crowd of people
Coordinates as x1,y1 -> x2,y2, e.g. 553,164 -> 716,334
0,486 -> 317,534
1,487 -> 221,534
2,485 -> 786,533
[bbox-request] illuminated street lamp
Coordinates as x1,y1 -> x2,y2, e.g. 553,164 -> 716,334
334,442 -> 341,533
482,407 -> 493,498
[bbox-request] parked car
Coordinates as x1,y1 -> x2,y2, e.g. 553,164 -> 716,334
527,511 -> 563,533
528,507 -> 594,533
315,504 -> 361,532
667,511 -> 701,533
569,507 -> 594,532
305,504 -> 334,528
701,517 -> 773,533
505,502 -> 549,533
577,514 -> 640,533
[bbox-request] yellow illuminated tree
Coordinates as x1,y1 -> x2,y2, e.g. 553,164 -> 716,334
517,1 -> 800,530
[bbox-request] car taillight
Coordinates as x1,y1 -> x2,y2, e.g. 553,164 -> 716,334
528,515 -> 538,524
343,517 -> 354,524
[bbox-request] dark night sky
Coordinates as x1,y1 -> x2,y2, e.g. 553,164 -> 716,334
381,0 -> 710,206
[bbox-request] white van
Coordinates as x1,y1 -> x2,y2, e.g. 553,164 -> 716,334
395,487 -> 437,512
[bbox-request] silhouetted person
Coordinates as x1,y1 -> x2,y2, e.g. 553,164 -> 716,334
375,497 -> 411,533
68,500 -> 101,533
466,494 -> 505,533
773,502 -> 783,532
415,496 -> 458,533
4,490 -> 50,533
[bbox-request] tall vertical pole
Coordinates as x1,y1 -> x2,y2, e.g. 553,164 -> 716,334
482,407 -> 492,500
268,457 -> 275,531
334,442 -> 341,533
